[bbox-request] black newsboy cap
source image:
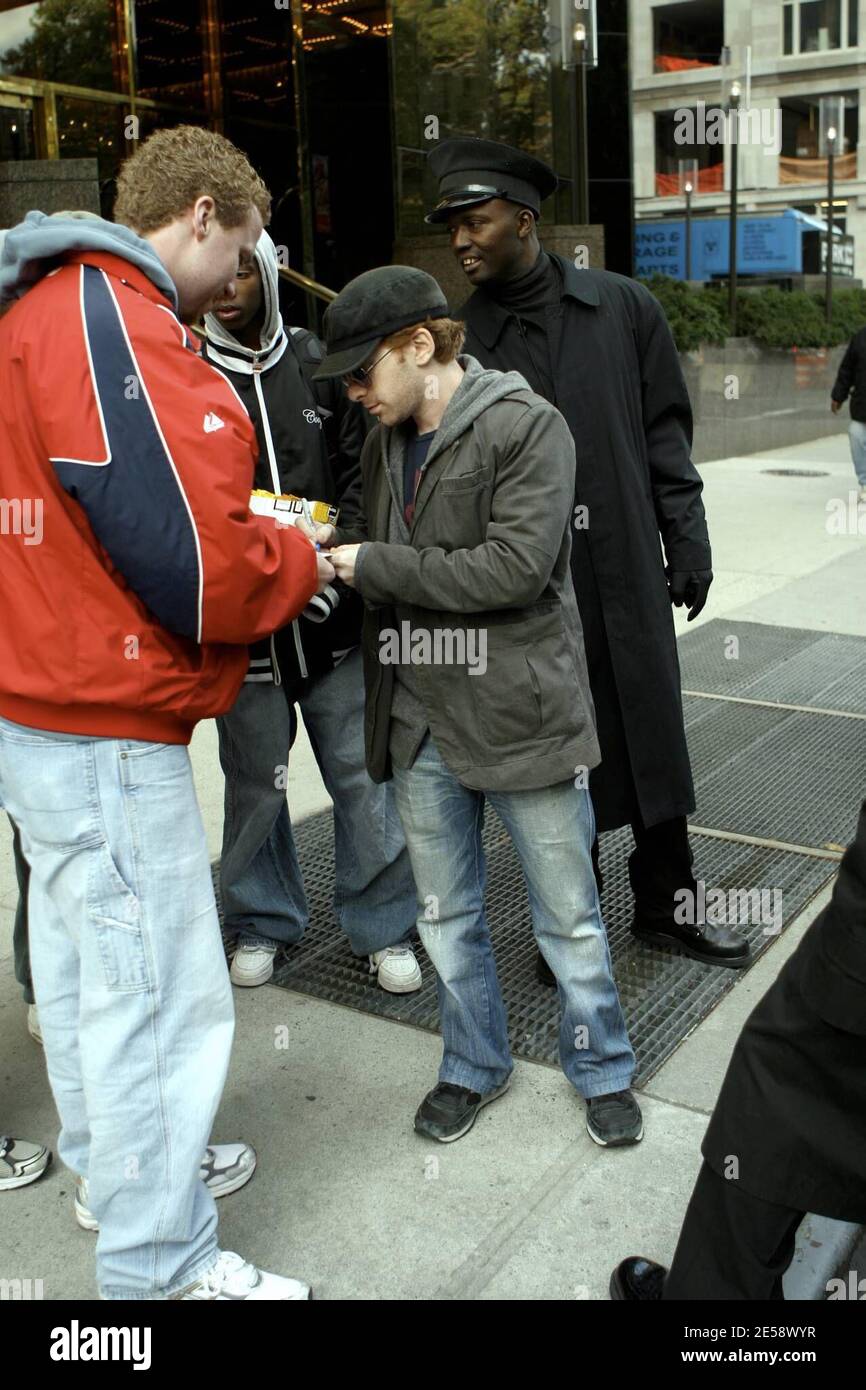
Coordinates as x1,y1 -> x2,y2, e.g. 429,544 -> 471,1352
313,265 -> 449,380
426,137 -> 558,224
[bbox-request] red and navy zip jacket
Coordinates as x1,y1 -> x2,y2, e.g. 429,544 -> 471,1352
0,250 -> 319,744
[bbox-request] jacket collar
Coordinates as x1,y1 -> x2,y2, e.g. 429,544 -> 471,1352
462,251 -> 600,349
66,251 -> 203,351
66,250 -> 176,309
203,331 -> 289,377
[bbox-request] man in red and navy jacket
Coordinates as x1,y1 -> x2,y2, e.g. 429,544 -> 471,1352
0,127 -> 324,1302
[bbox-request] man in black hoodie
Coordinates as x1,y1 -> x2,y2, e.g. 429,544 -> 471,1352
201,231 -> 420,993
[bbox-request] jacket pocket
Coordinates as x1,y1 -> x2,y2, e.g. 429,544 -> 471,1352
525,636 -> 580,733
466,640 -> 542,746
438,467 -> 491,494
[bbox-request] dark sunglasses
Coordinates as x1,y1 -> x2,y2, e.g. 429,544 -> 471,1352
343,345 -> 396,389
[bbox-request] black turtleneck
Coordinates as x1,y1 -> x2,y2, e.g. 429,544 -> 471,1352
478,250 -> 563,402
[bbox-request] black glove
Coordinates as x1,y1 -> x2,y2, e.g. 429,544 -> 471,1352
667,568 -> 713,622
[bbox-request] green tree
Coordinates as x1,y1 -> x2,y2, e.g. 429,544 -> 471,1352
1,0 -> 117,93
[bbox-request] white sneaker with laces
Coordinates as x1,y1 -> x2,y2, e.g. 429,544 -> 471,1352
178,1250 -> 310,1300
27,1004 -> 42,1045
230,941 -> 277,987
74,1142 -> 257,1231
368,943 -> 422,994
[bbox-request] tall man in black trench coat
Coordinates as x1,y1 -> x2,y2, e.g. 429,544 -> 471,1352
426,138 -> 749,971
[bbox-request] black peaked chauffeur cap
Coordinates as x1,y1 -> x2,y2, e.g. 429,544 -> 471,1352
425,136 -> 558,224
313,264 -> 449,380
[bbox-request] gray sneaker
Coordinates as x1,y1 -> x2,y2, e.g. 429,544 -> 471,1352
0,1136 -> 51,1190
75,1141 -> 257,1230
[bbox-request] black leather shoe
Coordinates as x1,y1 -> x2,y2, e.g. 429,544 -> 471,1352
610,1256 -> 667,1300
632,914 -> 751,969
535,948 -> 556,987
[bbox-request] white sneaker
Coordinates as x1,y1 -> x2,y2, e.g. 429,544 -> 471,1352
178,1250 -> 310,1300
369,943 -> 422,994
74,1175 -> 100,1231
74,1142 -> 257,1231
230,941 -> 277,987
27,1004 -> 42,1045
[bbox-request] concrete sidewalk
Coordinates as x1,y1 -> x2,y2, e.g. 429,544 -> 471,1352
1,432 -> 863,1300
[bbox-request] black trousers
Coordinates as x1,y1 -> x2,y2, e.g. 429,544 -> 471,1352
591,813 -> 697,917
663,1160 -> 805,1300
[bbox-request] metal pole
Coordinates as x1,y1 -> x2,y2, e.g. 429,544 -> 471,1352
570,43 -> 589,224
825,134 -> 836,325
727,92 -> 739,334
684,183 -> 692,280
290,0 -> 318,330
569,65 -> 580,223
577,60 -> 589,224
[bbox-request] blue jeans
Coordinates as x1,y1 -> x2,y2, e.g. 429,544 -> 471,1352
849,420 -> 866,485
217,647 -> 416,956
0,716 -> 232,1299
391,734 -> 635,1098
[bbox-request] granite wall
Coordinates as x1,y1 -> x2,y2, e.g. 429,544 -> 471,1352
0,159 -> 100,227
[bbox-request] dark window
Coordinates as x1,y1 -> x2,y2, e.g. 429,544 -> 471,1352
0,103 -> 35,160
220,1 -> 292,122
133,0 -> 206,109
652,0 -> 724,73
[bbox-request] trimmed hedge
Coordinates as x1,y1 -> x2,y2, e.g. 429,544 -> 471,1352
642,275 -> 866,352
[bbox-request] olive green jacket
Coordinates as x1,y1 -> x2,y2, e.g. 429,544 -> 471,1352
336,354 -> 600,792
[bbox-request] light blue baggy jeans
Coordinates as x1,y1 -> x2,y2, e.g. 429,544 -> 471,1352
0,715 -> 233,1299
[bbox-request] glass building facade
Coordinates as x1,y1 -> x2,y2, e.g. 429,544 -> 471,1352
0,0 -> 633,307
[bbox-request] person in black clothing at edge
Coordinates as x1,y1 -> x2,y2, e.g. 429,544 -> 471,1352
612,798 -> 866,1299
200,230 -> 420,995
830,322 -> 866,503
426,137 -> 749,978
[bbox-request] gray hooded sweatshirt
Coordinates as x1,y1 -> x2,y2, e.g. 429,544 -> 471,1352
0,209 -> 177,309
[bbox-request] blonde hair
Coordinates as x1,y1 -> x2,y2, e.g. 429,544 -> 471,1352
386,317 -> 465,364
114,126 -> 271,234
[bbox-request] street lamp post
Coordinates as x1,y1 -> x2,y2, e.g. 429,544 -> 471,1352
684,180 -> 693,280
727,81 -> 741,334
825,125 -> 836,326
571,21 -> 589,224
559,0 -> 597,226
